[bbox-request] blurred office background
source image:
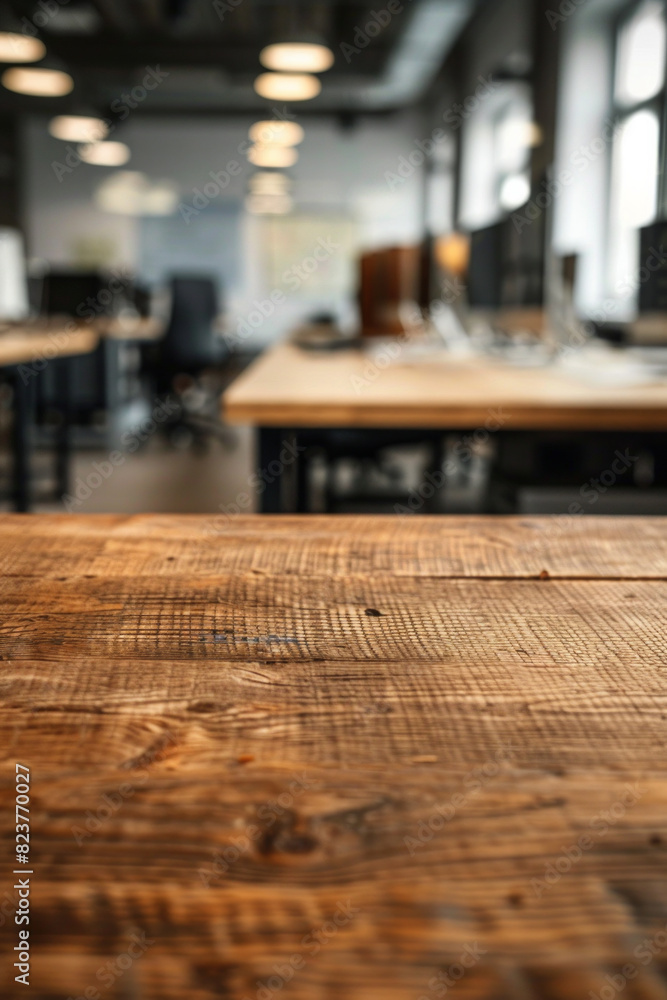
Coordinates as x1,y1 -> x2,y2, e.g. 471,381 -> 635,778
0,0 -> 666,514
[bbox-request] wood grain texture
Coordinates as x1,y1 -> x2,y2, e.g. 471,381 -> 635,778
0,515 -> 666,1000
223,342 -> 667,429
0,320 -> 98,367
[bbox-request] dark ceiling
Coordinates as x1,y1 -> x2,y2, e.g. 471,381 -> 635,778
2,0 -> 476,117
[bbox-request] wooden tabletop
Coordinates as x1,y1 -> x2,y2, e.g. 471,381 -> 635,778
0,319 -> 99,367
1,514 -> 667,999
223,341 -> 667,430
99,315 -> 165,341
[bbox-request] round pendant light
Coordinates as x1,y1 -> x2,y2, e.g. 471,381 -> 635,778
245,193 -> 294,215
254,72 -> 321,102
260,42 -> 334,73
0,33 -> 46,63
49,115 -> 109,143
2,65 -> 73,97
247,144 -> 298,168
78,141 -> 131,166
249,172 -> 292,195
249,120 -> 304,147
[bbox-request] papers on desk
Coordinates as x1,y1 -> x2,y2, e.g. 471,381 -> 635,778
556,342 -> 667,387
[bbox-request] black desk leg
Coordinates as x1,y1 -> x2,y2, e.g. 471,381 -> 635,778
55,358 -> 73,500
11,369 -> 33,513
258,427 -> 285,513
295,435 -> 310,513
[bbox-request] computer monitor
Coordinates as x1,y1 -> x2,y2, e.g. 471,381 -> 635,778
638,220 -> 667,313
0,227 -> 29,322
467,222 -> 505,308
42,270 -> 106,318
467,213 -> 545,310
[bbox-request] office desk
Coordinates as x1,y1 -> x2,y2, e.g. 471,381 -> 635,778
1,514 -> 666,1000
0,321 -> 99,510
223,342 -> 667,510
0,319 -> 97,367
99,315 -> 165,341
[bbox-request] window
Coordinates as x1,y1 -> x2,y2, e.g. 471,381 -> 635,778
607,1 -> 666,314
493,85 -> 535,213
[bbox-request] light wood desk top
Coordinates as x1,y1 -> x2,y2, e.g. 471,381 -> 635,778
0,319 -> 98,367
0,514 -> 666,999
223,341 -> 667,430
99,315 -> 165,341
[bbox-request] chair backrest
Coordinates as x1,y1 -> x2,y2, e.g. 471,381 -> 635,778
162,275 -> 222,367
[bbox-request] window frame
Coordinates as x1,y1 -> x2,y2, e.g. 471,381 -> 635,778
605,0 -> 667,306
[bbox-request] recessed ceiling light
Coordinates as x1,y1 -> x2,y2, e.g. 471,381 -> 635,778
2,66 -> 74,97
260,42 -> 334,73
49,115 -> 108,142
78,141 -> 131,166
254,73 -> 321,102
249,120 -> 304,146
245,193 -> 294,215
0,33 -> 46,63
247,145 -> 298,168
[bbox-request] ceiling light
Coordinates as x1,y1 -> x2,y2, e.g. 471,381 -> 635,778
247,144 -> 298,168
2,66 -> 73,97
78,141 -> 131,166
260,42 -> 334,73
0,33 -> 46,63
245,193 -> 294,215
95,172 -> 179,217
249,172 -> 292,195
499,173 -> 531,211
249,120 -> 304,146
49,115 -> 108,143
254,73 -> 321,102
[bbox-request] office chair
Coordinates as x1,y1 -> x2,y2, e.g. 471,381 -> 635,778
150,275 -> 230,449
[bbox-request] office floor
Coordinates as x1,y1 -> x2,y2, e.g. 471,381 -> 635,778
1,422 -> 665,515
0,430 -> 253,515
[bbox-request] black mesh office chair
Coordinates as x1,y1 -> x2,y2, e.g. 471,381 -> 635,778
160,276 -> 227,373
150,275 -> 230,448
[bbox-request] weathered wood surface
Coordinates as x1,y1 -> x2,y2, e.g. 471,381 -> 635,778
222,341 -> 667,430
0,515 -> 666,999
